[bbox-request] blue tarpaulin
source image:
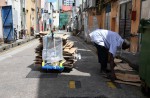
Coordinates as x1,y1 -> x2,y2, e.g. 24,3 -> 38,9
42,64 -> 64,71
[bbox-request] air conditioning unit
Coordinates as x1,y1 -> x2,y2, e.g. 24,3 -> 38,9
89,0 -> 96,8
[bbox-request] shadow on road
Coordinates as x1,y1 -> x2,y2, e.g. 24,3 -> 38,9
25,36 -> 146,98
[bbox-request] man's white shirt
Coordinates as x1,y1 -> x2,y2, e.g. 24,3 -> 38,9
89,29 -> 124,57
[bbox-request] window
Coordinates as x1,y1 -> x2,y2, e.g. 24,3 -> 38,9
105,13 -> 111,30
105,4 -> 111,30
120,4 -> 126,19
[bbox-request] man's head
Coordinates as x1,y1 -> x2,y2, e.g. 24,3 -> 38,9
122,39 -> 130,50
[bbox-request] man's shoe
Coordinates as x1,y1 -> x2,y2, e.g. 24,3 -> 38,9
100,70 -> 108,77
101,69 -> 111,73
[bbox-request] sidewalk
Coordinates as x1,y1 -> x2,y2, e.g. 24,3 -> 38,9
0,36 -> 35,52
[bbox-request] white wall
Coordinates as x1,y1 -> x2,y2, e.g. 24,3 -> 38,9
7,0 -> 21,39
76,0 -> 83,7
0,7 -> 3,41
53,12 -> 59,28
13,0 -> 21,32
41,0 -> 45,8
141,0 -> 150,19
7,0 -> 13,5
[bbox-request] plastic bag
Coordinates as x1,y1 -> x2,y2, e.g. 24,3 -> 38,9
42,35 -> 63,63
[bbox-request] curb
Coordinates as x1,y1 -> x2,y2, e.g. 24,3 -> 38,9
0,37 -> 35,52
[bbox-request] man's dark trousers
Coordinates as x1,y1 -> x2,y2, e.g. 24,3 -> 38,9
94,43 -> 108,72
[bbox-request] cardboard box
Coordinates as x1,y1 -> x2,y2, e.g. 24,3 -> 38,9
115,63 -> 141,82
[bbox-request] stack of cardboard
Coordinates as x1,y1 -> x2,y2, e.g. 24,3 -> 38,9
34,32 -> 48,66
114,58 -> 141,86
61,34 -> 77,69
34,33 -> 77,69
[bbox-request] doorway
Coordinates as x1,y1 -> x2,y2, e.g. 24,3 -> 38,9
111,17 -> 116,31
119,1 -> 132,39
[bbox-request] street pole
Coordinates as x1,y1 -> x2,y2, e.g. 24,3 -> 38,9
35,0 -> 38,33
58,0 -> 60,30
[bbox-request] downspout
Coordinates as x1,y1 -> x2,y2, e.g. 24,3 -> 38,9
35,0 -> 38,33
138,0 -> 142,52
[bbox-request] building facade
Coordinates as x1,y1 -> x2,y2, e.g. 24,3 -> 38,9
25,0 -> 36,36
6,0 -> 22,39
63,0 -> 73,6
0,0 -> 7,43
74,0 -> 142,53
36,0 -> 41,32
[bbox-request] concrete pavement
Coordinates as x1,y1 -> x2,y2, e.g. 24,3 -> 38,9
0,32 -> 147,98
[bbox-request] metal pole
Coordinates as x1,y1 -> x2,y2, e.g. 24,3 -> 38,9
35,0 -> 38,33
58,0 -> 60,29
138,0 -> 142,52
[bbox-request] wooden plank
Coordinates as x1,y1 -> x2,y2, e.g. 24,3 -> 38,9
34,62 -> 42,65
115,80 -> 141,87
115,72 -> 141,82
65,42 -> 74,49
62,35 -> 70,39
114,63 -> 133,71
68,48 -> 77,54
34,58 -> 42,61
64,35 -> 70,39
39,31 -> 49,35
35,56 -> 42,58
63,64 -> 74,68
63,41 -> 74,48
63,41 -> 69,48
114,58 -> 122,63
64,48 -> 70,52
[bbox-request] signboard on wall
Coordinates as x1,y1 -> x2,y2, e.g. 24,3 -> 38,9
119,0 -> 131,4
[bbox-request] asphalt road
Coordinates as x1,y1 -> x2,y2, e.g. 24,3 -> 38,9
0,33 -> 147,98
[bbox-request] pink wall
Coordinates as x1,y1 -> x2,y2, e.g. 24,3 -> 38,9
0,0 -> 7,6
62,5 -> 72,11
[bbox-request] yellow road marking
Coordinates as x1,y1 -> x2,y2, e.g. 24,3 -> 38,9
69,81 -> 75,89
107,82 -> 116,89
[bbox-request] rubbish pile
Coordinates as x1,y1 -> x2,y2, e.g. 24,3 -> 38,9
34,34 -> 43,66
34,31 -> 80,71
114,58 -> 141,86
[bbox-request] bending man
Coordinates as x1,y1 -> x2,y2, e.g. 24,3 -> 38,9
89,29 -> 130,80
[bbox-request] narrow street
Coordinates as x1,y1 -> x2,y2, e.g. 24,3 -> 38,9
0,33 -> 147,98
